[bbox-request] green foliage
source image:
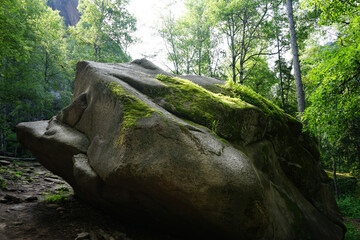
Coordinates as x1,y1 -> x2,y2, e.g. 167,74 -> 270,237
302,0 -> 360,178
0,0 -> 138,155
327,171 -> 359,196
344,222 -> 360,240
243,57 -> 277,99
337,195 -> 360,219
44,186 -> 71,202
0,167 -> 23,181
0,177 -> 6,189
0,0 -> 73,155
302,0 -> 359,26
69,0 -> 136,62
159,0 -> 223,77
206,0 -> 272,83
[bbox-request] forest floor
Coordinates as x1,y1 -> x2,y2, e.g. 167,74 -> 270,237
1,160 -> 359,240
0,159 -> 182,240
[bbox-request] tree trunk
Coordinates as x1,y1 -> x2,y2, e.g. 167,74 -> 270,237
198,42 -> 202,76
44,50 -> 49,83
231,34 -> 236,83
356,143 -> 360,179
333,157 -> 339,200
239,61 -> 244,84
1,104 -> 7,155
276,32 -> 285,108
286,0 -> 305,118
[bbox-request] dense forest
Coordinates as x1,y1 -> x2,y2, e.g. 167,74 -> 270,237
1,0 -> 359,238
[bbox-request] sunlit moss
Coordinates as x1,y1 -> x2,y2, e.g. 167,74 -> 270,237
218,81 -> 285,121
154,74 -> 265,141
108,82 -> 158,144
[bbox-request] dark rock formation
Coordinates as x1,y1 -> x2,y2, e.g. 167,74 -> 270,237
16,59 -> 345,240
48,0 -> 80,26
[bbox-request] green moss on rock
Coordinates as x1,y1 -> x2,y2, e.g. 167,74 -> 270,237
108,82 -> 158,144
217,81 -> 285,121
154,74 -> 265,142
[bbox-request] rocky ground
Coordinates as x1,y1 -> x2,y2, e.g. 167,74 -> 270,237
2,159 -> 359,240
0,159 -> 182,240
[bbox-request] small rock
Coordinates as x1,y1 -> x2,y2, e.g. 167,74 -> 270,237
24,224 -> 36,232
56,207 -> 65,211
47,203 -> 59,208
0,160 -> 10,165
8,205 -> 26,211
44,177 -> 65,184
75,232 -> 90,240
0,223 -> 6,230
89,231 -> 98,240
13,221 -> 23,226
4,194 -> 23,203
114,232 -> 130,240
25,196 -> 38,202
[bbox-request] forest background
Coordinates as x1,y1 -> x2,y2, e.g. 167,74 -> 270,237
0,0 -> 359,239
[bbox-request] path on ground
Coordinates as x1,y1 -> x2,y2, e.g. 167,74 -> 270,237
0,159 -> 180,240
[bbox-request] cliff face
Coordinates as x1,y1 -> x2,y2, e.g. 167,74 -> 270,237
48,0 -> 80,26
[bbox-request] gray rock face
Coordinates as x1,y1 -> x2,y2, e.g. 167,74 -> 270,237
16,59 -> 345,240
48,0 -> 80,27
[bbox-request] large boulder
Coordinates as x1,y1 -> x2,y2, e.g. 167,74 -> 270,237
16,59 -> 345,239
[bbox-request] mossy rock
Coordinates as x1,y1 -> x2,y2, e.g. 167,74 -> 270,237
16,59 -> 345,240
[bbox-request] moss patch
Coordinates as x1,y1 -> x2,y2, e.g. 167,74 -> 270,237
154,74 -> 262,141
43,186 -> 72,202
108,82 -> 158,144
217,81 -> 285,121
153,74 -> 285,142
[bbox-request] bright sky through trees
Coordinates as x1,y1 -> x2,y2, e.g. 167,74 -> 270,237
128,0 -> 185,68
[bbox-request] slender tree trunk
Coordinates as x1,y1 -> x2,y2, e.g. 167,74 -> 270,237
276,33 -> 285,108
286,0 -> 305,119
231,34 -> 236,83
356,143 -> 360,179
239,18 -> 247,85
94,44 -> 98,62
333,157 -> 339,200
198,41 -> 202,76
44,51 -> 49,83
239,61 -> 244,84
1,104 -> 7,155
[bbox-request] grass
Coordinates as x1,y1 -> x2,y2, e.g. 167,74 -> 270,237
0,178 -> 6,189
0,168 -> 24,181
43,186 -> 72,202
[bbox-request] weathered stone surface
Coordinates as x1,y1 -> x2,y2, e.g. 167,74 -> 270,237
48,0 -> 80,27
16,59 -> 345,240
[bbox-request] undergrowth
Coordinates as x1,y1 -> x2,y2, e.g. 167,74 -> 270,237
332,172 -> 360,240
43,186 -> 71,202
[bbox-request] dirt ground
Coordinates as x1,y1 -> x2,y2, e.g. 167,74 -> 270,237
0,159 -> 183,240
